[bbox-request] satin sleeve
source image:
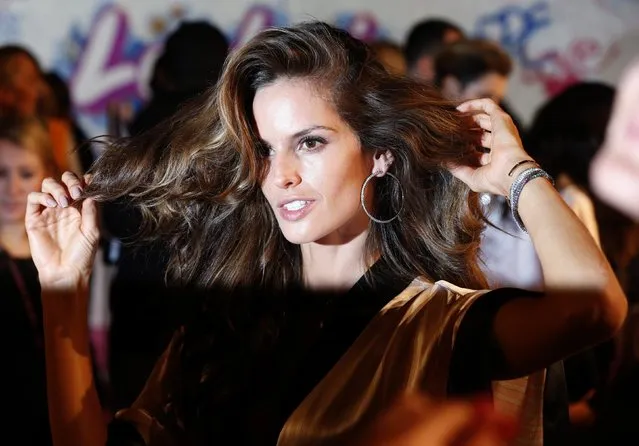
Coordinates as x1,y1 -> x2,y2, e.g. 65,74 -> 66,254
448,287 -> 543,395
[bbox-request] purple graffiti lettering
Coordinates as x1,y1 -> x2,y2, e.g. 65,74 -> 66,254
524,50 -> 579,95
341,12 -> 379,42
568,39 -> 604,72
232,5 -> 277,48
71,5 -> 140,114
474,1 -> 550,67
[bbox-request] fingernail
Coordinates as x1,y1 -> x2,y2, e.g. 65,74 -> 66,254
70,187 -> 82,199
46,198 -> 57,207
59,196 -> 69,208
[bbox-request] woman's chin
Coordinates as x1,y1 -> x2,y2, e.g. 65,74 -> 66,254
278,223 -> 327,245
280,231 -> 318,245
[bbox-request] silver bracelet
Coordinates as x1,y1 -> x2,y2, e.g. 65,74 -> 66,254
508,167 -> 554,233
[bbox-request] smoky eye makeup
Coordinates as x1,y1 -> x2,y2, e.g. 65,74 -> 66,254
298,135 -> 328,152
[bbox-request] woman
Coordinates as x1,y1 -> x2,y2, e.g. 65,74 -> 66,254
0,116 -> 59,445
26,22 -> 626,446
0,45 -> 82,174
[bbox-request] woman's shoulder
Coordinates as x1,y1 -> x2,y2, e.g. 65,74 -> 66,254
391,278 -> 544,322
383,277 -> 490,318
407,277 -> 488,299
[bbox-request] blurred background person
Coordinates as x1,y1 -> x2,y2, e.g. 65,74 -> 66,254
0,46 -> 43,117
41,71 -> 94,173
591,59 -> 639,221
589,56 -> 639,446
0,116 -> 59,445
369,39 -> 407,76
527,82 -> 620,261
434,38 -> 512,104
432,37 -> 526,133
128,20 -> 229,136
404,18 -> 464,82
0,45 -> 82,175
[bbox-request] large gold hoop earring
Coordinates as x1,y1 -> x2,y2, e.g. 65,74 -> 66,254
360,171 -> 404,224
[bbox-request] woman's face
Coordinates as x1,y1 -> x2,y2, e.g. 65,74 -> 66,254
0,139 -> 48,225
256,78 -> 374,245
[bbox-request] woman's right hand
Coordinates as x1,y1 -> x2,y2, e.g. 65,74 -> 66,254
26,172 -> 100,291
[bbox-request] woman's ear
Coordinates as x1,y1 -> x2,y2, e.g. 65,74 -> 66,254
371,150 -> 395,177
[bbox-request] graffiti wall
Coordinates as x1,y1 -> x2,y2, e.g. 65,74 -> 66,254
1,0 -> 637,136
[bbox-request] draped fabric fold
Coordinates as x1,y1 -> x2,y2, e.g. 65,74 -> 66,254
113,279 -> 545,446
278,279 -> 544,446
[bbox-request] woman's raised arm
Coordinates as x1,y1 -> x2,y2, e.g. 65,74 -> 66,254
26,172 -> 107,446
451,99 -> 627,379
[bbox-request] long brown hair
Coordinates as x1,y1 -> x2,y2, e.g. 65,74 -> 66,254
86,21 -> 487,291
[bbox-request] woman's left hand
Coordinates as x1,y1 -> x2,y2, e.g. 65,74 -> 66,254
449,98 -> 533,197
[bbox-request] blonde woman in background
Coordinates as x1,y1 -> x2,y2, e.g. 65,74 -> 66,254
0,115 -> 60,445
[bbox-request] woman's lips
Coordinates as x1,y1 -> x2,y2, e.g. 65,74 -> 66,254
278,199 -> 316,221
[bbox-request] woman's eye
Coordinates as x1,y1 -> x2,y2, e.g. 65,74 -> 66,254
300,136 -> 326,151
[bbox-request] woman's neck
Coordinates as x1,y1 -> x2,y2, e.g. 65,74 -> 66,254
0,223 -> 31,258
301,229 -> 375,292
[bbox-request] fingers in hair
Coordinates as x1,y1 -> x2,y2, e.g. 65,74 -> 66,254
80,198 -> 100,242
61,171 -> 84,200
41,177 -> 70,208
26,191 -> 57,222
457,98 -> 503,115
470,113 -> 493,132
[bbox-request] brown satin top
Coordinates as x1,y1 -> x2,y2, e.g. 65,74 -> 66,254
111,274 -> 545,446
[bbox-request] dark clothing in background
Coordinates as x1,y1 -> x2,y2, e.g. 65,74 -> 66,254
127,91 -> 198,137
0,255 -> 51,446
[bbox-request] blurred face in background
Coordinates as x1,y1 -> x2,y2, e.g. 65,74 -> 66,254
443,28 -> 463,45
441,72 -> 509,103
410,28 -> 464,82
0,54 -> 44,117
0,138 -> 48,225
